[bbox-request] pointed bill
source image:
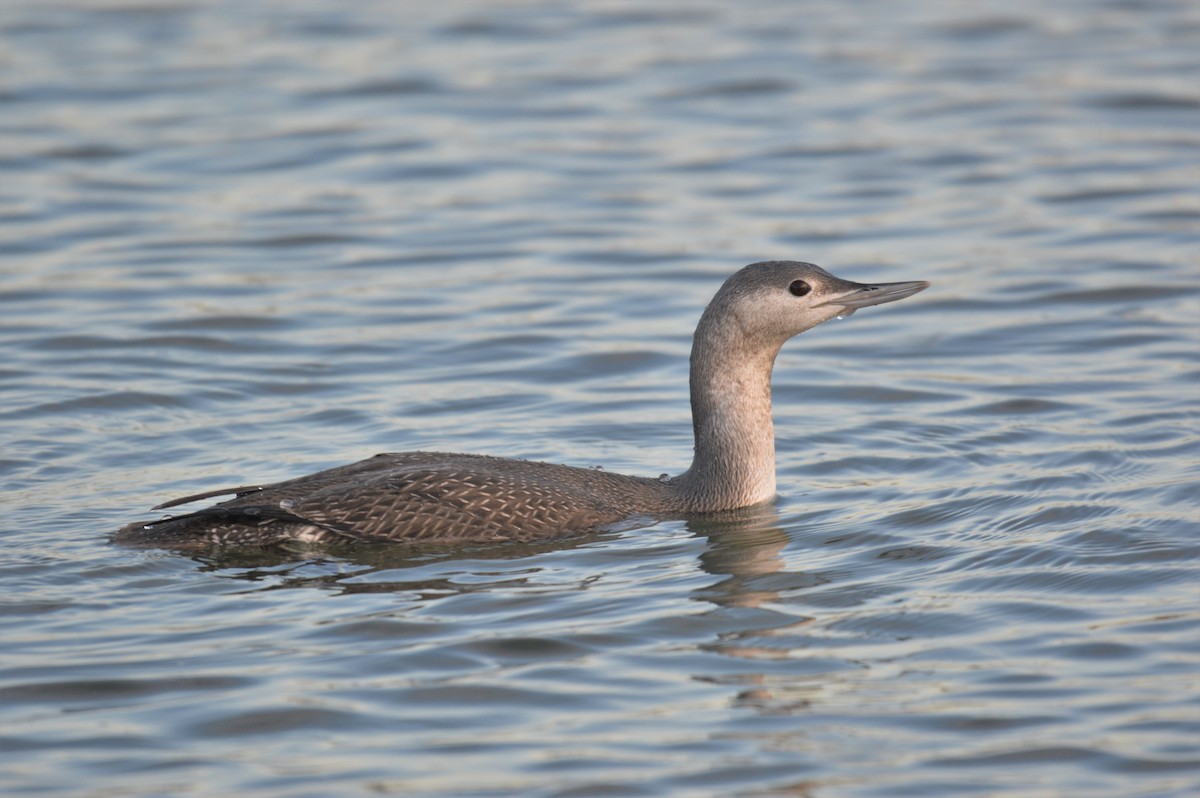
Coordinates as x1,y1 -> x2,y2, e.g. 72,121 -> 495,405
817,280 -> 930,313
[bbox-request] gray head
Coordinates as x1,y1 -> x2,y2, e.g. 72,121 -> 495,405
681,261 -> 928,509
699,261 -> 930,350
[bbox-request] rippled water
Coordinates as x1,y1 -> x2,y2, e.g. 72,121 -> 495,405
2,1 -> 1199,795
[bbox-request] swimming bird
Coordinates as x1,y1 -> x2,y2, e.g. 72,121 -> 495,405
114,261 -> 928,548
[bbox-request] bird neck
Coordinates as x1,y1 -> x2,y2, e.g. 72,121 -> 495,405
677,314 -> 783,511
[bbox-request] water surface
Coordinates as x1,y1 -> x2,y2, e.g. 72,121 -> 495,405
2,1 -> 1198,796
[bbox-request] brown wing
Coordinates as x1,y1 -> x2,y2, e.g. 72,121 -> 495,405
275,461 -> 622,542
153,484 -> 265,510
148,452 -> 638,544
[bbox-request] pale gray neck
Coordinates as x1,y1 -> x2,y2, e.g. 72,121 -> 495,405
675,310 -> 784,510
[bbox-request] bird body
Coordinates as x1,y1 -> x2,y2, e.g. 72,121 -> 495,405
115,261 -> 928,548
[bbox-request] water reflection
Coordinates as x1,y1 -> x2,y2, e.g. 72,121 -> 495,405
189,504 -> 818,623
691,504 -> 799,609
191,529 -> 623,594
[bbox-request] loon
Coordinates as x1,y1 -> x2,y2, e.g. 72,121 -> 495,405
114,261 -> 928,548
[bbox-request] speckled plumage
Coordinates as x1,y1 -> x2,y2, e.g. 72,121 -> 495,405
115,262 -> 928,548
116,452 -> 682,546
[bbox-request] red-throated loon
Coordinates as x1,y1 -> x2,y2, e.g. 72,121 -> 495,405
114,261 -> 928,548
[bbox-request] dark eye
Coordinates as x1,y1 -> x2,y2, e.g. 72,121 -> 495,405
789,279 -> 811,297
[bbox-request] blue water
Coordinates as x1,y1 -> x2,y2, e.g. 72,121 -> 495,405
2,1 -> 1198,796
